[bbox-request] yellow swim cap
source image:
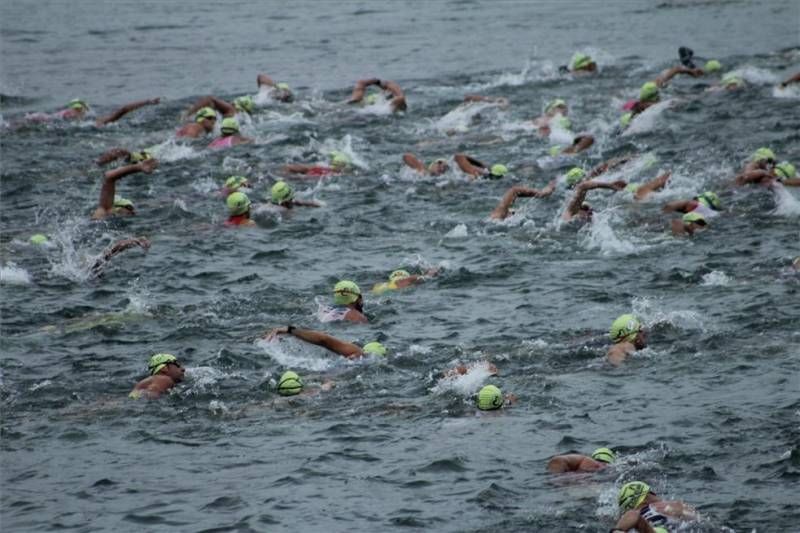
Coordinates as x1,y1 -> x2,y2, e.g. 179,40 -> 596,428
196,107 -> 216,122
329,151 -> 351,169
224,175 -> 250,191
545,98 -> 567,114
775,162 -> 796,180
618,481 -> 651,512
389,269 -> 411,282
704,59 -> 722,73
220,117 -> 240,135
682,211 -> 706,224
751,147 -> 775,163
333,280 -> 361,305
68,99 -> 88,111
565,167 -> 586,187
148,353 -> 178,375
639,82 -> 659,102
271,180 -> 294,204
609,314 -> 641,343
278,371 -> 302,396
362,342 -> 387,356
226,191 -> 251,216
489,164 -> 508,178
570,53 -> 592,71
113,196 -> 134,212
591,447 -> 615,464
477,385 -> 503,410
233,96 -> 254,114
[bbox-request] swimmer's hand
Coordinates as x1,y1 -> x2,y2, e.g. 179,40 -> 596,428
147,98 -> 161,105
609,180 -> 627,191
132,237 -> 151,251
138,158 -> 159,173
262,326 -> 289,341
688,68 -> 704,77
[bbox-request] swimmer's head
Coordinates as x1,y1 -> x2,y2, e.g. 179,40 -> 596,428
271,180 -> 294,205
695,191 -> 721,211
273,83 -> 294,102
329,151 -> 351,170
620,112 -> 633,127
704,59 -> 722,73
226,191 -> 251,216
591,447 -> 616,464
224,175 -> 250,192
477,385 -> 503,411
148,353 -> 179,375
489,164 -> 508,179
113,196 -> 135,215
625,184 -> 640,194
364,92 -> 379,105
556,116 -> 572,130
30,234 -> 48,245
362,342 -> 387,356
545,98 -> 568,115
389,269 -> 411,282
721,73 -> 744,89
220,117 -> 240,135
68,99 -> 88,111
775,162 -> 796,180
428,159 -> 449,176
570,52 -> 593,71
618,481 -> 652,512
565,167 -> 586,187
128,150 -> 153,164
639,82 -> 659,103
195,107 -> 217,123
276,82 -> 290,91
683,211 -> 707,226
549,145 -> 562,157
277,370 -> 303,396
609,314 -> 642,344
333,280 -> 361,305
751,147 -> 775,164
233,96 -> 254,114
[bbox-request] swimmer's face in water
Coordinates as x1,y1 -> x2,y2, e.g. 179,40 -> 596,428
429,161 -> 449,176
633,329 -> 647,350
354,295 -> 364,313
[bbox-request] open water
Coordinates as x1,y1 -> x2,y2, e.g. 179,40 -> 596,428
1,1 -> 799,532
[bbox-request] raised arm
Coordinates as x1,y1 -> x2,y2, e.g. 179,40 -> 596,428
95,98 -> 160,126
563,180 -> 626,220
402,153 -> 427,173
379,80 -> 407,112
263,326 -> 363,358
779,71 -> 800,88
257,73 -> 276,88
661,199 -> 694,213
90,237 -> 150,276
588,155 -> 633,178
490,186 -> 546,220
562,134 -> 594,154
96,148 -> 131,166
655,66 -> 703,87
454,153 -> 488,178
347,78 -> 381,104
185,96 -> 237,118
611,510 -> 658,533
734,169 -> 774,186
95,159 -> 158,215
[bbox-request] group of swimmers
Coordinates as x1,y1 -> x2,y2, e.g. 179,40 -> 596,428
16,48 -> 800,532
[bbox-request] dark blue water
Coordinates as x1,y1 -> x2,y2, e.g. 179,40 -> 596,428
2,1 -> 799,532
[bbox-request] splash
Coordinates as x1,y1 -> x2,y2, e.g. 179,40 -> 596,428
621,99 -> 671,136
729,66 -> 780,85
255,338 -> 336,372
631,296 -> 706,333
435,101 -> 500,133
579,209 -> 642,256
148,139 -> 202,162
771,183 -> 800,216
444,223 -> 469,238
701,271 -> 731,286
0,263 -> 32,285
429,361 -> 496,396
47,219 -> 95,283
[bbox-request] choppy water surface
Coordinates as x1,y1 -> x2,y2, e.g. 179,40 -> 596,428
2,1 -> 799,532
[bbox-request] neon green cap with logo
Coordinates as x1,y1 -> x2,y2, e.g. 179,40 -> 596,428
148,353 -> 178,376
333,280 -> 361,305
609,314 -> 641,343
226,191 -> 251,216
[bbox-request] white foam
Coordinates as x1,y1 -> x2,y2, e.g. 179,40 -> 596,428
730,66 -> 780,85
579,209 -> 643,256
773,84 -> 800,99
429,361 -> 496,396
255,338 -> 336,372
701,271 -> 731,286
148,139 -> 202,162
444,223 -> 468,238
632,296 -> 707,333
0,263 -> 32,285
772,183 -> 800,216
622,99 -> 672,136
435,101 -> 498,133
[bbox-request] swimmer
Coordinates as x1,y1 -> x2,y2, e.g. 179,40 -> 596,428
91,158 -> 158,220
89,237 -> 150,277
176,106 -> 220,139
562,179 -> 627,222
96,147 -> 154,167
654,63 -> 708,88
347,78 -> 407,112
548,134 -> 595,156
711,72 -> 745,91
442,361 -> 498,379
454,153 -> 508,180
220,175 -> 251,197
261,325 -> 386,359
257,73 -> 294,102
183,96 -> 236,121
208,118 -> 251,149
611,481 -> 698,533
129,353 -> 185,399
671,211 -> 707,236
560,52 -> 597,74
621,82 -> 660,127
475,384 -> 517,411
607,314 -> 647,365
224,191 -> 256,227
328,280 -> 368,323
282,151 -> 351,177
662,190 -> 721,217
779,71 -> 800,88
371,267 -> 440,294
25,97 -> 160,127
547,447 -> 616,473
275,370 -> 334,397
402,153 -> 450,176
269,181 -> 321,209
533,98 -> 572,136
738,147 -> 776,175
736,161 -> 799,187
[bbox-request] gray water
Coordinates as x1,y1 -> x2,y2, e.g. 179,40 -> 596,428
2,1 -> 800,532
